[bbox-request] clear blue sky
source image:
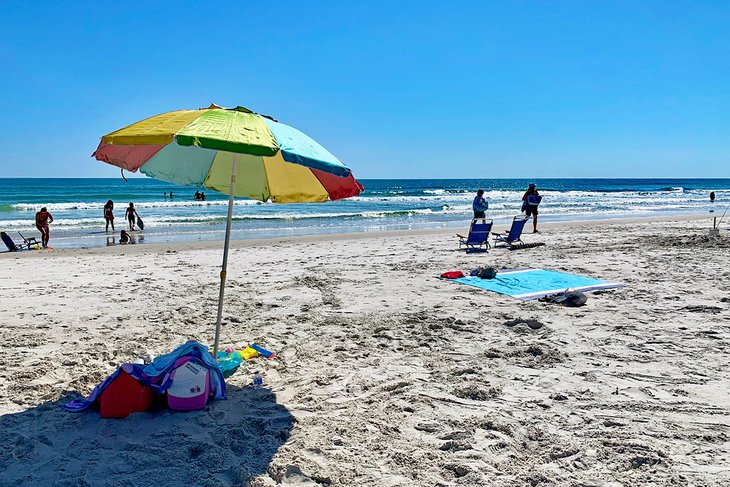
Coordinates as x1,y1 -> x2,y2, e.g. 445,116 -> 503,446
1,1 -> 728,178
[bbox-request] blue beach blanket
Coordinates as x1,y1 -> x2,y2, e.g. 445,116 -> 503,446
453,268 -> 624,301
63,340 -> 226,412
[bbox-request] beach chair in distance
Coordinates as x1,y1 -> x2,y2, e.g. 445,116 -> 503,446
1,232 -> 32,252
457,219 -> 493,252
493,215 -> 529,248
18,232 -> 40,249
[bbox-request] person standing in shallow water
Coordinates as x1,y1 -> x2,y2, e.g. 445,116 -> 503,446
125,203 -> 138,231
522,183 -> 541,233
35,207 -> 54,248
472,189 -> 488,223
104,200 -> 115,232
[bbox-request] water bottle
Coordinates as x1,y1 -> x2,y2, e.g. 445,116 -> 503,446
252,371 -> 263,388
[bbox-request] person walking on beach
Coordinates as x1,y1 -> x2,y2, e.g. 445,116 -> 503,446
472,189 -> 488,223
522,183 -> 541,233
103,200 -> 115,232
125,202 -> 138,231
35,207 -> 54,248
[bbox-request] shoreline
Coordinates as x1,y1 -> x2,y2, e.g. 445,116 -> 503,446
1,212 -> 718,258
4,177 -> 726,252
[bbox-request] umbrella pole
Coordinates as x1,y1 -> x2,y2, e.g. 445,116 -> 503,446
213,157 -> 237,362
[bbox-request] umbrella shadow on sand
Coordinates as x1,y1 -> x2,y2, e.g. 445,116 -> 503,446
0,385 -> 294,486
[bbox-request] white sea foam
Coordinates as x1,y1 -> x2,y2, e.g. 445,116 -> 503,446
3,185 -> 726,238
11,200 -> 263,212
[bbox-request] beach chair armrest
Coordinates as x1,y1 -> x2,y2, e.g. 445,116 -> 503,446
18,233 -> 39,245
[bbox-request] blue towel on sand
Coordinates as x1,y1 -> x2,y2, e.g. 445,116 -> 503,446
453,268 -> 624,300
63,340 -> 226,412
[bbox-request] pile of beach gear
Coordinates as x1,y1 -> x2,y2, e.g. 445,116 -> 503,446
63,340 -> 275,419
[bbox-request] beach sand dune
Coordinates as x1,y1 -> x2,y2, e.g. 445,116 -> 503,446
1,217 -> 728,486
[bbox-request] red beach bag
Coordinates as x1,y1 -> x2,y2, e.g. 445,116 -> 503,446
98,370 -> 155,419
440,270 -> 465,279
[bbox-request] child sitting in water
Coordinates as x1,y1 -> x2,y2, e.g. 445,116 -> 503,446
119,230 -> 131,244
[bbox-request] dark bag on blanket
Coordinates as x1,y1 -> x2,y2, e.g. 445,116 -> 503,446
477,267 -> 498,279
543,289 -> 588,307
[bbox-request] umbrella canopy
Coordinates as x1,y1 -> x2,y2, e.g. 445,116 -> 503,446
94,104 -> 362,359
93,104 -> 362,202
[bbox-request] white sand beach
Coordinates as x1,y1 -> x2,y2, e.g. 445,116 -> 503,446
1,216 -> 729,486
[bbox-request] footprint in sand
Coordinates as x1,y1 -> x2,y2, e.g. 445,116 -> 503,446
415,422 -> 441,433
502,318 -> 544,330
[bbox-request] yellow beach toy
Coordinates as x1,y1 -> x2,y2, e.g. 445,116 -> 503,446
239,346 -> 260,360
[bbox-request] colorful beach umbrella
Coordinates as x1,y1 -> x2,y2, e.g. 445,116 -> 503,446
94,104 -> 362,356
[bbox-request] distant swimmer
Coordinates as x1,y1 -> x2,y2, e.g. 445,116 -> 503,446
104,200 -> 115,232
35,207 -> 54,248
194,190 -> 201,200
125,202 -> 138,231
169,191 -> 174,200
201,192 -> 206,201
164,192 -> 168,200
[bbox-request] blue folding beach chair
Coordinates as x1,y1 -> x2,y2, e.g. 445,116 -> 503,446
18,232 -> 40,249
493,215 -> 529,247
457,219 -> 493,252
1,232 -> 34,252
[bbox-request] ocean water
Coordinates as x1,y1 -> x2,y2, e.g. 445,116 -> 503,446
0,178 -> 727,249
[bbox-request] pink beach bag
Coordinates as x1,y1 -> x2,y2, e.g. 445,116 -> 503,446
167,357 -> 211,411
